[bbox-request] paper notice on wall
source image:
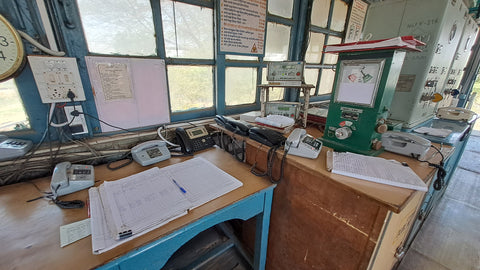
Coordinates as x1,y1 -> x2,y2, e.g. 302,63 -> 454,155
96,63 -> 133,101
344,0 -> 369,43
219,0 -> 267,55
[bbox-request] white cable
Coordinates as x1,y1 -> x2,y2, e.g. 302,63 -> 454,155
17,30 -> 66,56
157,126 -> 179,147
49,103 -> 70,127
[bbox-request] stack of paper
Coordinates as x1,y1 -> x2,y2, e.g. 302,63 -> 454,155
332,152 -> 428,192
324,36 -> 425,53
89,157 -> 243,254
413,127 -> 452,138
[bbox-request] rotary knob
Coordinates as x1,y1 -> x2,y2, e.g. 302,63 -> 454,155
335,127 -> 352,140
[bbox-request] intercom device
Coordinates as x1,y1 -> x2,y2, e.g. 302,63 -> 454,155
286,128 -> 322,159
267,61 -> 305,86
131,140 -> 171,166
175,126 -> 215,154
322,49 -> 408,156
50,162 -> 94,198
436,107 -> 477,123
215,115 -> 252,136
266,102 -> 300,118
249,127 -> 286,147
0,135 -> 33,161
382,131 -> 431,159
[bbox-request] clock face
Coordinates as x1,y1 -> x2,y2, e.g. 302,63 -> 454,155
0,15 -> 25,82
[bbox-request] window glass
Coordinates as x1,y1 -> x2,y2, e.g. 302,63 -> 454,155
77,0 -> 156,55
318,68 -> 336,95
261,67 -> 284,100
304,69 -> 319,86
225,67 -> 257,106
264,23 -> 291,61
305,32 -> 326,64
268,0 -> 294,18
0,79 -> 29,131
167,65 -> 213,112
226,55 -> 258,61
323,36 -> 342,64
311,0 -> 330,28
161,0 -> 213,59
331,0 -> 348,32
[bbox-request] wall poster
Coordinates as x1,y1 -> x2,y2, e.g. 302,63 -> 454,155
219,0 -> 267,55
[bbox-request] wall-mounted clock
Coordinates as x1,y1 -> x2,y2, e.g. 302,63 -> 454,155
0,14 -> 25,82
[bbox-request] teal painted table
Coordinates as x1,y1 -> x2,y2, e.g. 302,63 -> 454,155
0,148 -> 275,270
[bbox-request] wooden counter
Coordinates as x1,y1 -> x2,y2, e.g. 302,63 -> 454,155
0,148 -> 275,270
211,124 -> 453,270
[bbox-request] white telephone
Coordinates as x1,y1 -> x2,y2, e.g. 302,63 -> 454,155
0,135 -> 33,161
286,128 -> 323,159
131,140 -> 171,166
50,162 -> 94,199
382,131 -> 431,159
436,107 -> 477,123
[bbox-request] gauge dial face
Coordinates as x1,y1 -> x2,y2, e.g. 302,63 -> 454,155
0,14 -> 25,82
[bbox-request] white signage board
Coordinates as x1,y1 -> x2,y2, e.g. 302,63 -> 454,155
219,0 -> 267,55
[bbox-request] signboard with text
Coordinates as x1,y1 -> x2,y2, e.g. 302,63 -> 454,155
219,0 -> 267,55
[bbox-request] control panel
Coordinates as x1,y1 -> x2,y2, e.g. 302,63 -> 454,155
363,0 -> 467,128
267,61 -> 304,86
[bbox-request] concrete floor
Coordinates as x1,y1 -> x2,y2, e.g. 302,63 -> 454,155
398,130 -> 480,270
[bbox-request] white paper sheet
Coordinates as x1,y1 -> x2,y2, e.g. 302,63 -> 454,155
89,157 -> 243,254
60,218 -> 91,247
332,152 -> 428,192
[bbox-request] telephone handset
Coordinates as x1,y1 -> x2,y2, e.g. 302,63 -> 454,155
286,128 -> 322,159
248,127 -> 286,147
131,140 -> 171,166
50,162 -> 94,199
175,126 -> 214,154
215,115 -> 252,136
436,107 -> 477,122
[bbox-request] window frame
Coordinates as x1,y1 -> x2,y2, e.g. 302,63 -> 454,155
1,0 -> 351,142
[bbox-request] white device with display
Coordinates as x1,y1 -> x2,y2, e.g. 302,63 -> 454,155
267,61 -> 304,86
131,140 -> 171,166
286,128 -> 323,159
381,131 -> 431,159
0,135 -> 33,161
50,162 -> 94,199
266,102 -> 301,118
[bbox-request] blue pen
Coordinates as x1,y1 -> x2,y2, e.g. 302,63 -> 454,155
172,179 -> 187,194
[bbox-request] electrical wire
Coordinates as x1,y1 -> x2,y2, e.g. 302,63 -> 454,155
17,30 -> 66,56
157,125 -> 179,147
415,145 -> 446,191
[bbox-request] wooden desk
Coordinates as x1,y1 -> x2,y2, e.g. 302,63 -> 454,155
211,124 -> 453,270
0,148 -> 275,270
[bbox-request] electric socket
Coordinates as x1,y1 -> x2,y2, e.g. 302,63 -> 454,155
28,56 -> 86,103
64,106 -> 88,135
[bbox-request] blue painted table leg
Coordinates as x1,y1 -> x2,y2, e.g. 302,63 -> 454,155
253,188 -> 274,270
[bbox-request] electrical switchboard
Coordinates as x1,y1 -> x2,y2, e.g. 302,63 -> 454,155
363,0 -> 468,128
441,15 -> 479,108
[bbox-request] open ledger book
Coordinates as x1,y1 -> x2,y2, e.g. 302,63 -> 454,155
332,152 -> 428,192
89,157 -> 243,254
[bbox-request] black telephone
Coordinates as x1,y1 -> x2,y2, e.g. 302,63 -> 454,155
175,126 -> 215,154
214,115 -> 252,136
249,127 -> 286,147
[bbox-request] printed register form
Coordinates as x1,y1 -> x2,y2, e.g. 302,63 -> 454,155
89,157 -> 243,254
332,152 -> 428,192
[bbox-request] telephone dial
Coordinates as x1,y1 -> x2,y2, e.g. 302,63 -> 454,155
175,126 -> 214,154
